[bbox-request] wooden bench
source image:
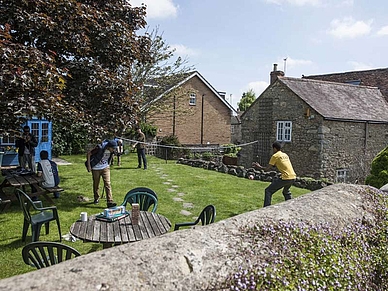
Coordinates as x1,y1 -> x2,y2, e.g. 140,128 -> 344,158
0,198 -> 11,213
44,187 -> 64,193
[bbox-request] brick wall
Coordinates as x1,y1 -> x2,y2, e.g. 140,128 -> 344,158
147,76 -> 232,145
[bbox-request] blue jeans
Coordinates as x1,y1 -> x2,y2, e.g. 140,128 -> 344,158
137,148 -> 147,169
264,177 -> 295,207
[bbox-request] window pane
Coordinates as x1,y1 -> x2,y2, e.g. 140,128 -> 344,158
41,123 -> 49,142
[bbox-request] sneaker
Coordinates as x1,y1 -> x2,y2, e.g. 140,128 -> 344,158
137,166 -> 141,168
107,202 -> 117,208
93,199 -> 99,204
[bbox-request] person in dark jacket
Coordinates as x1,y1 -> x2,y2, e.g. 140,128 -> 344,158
86,139 -> 117,208
15,125 -> 38,172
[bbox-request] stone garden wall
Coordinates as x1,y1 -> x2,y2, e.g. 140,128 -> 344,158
0,183 -> 382,291
177,158 -> 333,191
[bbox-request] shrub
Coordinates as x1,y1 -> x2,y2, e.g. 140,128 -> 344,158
221,144 -> 241,157
202,151 -> 214,161
365,146 -> 388,188
157,135 -> 187,160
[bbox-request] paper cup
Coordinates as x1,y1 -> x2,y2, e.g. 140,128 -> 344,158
80,212 -> 88,222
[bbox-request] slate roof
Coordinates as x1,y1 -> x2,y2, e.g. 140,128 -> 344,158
144,71 -> 237,114
279,77 -> 388,123
303,68 -> 388,102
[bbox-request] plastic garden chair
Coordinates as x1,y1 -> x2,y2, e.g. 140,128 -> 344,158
22,241 -> 80,269
120,189 -> 158,212
174,205 -> 216,230
15,188 -> 61,242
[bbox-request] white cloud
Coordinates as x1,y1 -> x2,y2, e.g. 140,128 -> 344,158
247,81 -> 269,97
347,61 -> 374,71
264,0 -> 352,6
327,17 -> 373,39
170,44 -> 198,57
377,25 -> 388,36
276,57 -> 313,73
264,0 -> 322,6
131,0 -> 178,19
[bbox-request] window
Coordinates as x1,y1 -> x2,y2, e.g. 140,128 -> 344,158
41,122 -> 49,142
189,93 -> 196,105
276,121 -> 292,142
336,169 -> 348,183
1,134 -> 16,145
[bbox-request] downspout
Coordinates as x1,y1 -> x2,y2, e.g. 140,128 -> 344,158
364,122 -> 368,154
201,94 -> 205,145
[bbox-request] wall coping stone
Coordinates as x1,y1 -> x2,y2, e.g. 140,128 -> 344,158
0,184 -> 380,291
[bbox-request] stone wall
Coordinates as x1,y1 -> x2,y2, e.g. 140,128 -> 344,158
0,184 -> 381,291
239,80 -> 388,183
177,158 -> 332,191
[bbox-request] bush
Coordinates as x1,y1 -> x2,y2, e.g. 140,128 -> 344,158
365,146 -> 388,188
221,143 -> 241,157
157,135 -> 187,160
202,151 -> 214,161
52,122 -> 88,156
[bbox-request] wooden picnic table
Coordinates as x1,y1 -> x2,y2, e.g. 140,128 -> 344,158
70,211 -> 171,249
0,170 -> 56,205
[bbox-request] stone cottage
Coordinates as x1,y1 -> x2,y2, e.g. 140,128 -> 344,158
144,71 -> 237,146
239,66 -> 388,183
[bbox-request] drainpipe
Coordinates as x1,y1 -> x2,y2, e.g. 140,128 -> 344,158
201,94 -> 205,145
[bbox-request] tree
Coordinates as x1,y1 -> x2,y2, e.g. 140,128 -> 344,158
238,89 -> 256,111
130,27 -> 195,118
0,0 -> 152,140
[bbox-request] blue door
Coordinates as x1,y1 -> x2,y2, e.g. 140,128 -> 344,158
27,120 -> 52,162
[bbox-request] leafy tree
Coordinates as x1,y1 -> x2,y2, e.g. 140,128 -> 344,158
0,0 -> 152,140
131,27 -> 195,118
238,88 -> 256,111
365,146 -> 388,188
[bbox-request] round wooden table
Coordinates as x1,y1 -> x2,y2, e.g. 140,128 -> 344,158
70,211 -> 171,248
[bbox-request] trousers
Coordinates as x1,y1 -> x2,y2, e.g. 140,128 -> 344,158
92,167 -> 113,202
263,177 -> 295,207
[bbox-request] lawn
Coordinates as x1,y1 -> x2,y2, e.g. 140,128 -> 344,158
0,154 -> 310,280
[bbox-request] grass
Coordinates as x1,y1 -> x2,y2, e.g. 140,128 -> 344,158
0,154 -> 310,280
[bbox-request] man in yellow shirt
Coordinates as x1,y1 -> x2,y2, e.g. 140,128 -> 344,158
252,142 -> 296,207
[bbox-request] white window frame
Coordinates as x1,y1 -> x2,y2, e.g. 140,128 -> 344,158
276,121 -> 292,142
1,134 -> 16,145
189,93 -> 196,106
336,169 -> 348,183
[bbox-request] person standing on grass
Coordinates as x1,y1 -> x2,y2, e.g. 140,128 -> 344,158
252,141 -> 296,207
132,127 -> 147,170
37,150 -> 60,198
15,125 -> 38,172
111,138 -> 124,166
86,139 -> 117,208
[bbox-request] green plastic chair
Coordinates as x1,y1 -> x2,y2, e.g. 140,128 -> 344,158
15,188 -> 61,242
174,205 -> 216,230
22,241 -> 80,269
120,189 -> 158,212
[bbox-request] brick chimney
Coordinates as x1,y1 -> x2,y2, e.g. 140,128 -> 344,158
270,63 -> 285,85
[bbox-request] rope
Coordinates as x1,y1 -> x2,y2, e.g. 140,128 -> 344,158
116,137 -> 258,151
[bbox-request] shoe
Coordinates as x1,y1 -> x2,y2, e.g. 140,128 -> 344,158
94,199 -> 99,204
137,166 -> 141,168
107,202 -> 117,208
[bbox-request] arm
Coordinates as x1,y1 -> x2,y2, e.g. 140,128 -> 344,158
252,162 -> 275,172
86,146 -> 100,172
86,151 -> 92,172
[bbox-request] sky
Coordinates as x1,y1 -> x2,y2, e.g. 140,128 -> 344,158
131,0 -> 388,110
